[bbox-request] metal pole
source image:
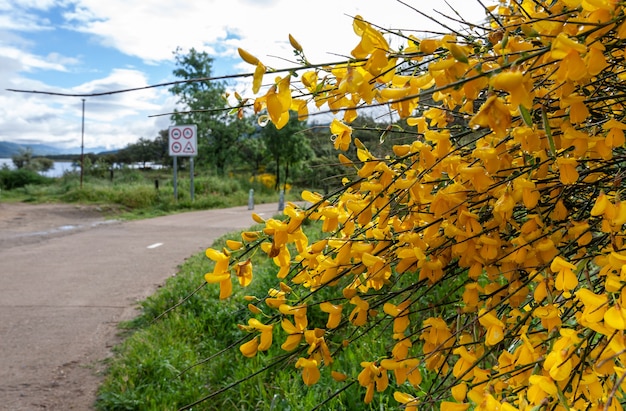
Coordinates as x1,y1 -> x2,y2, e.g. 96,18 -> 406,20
80,98 -> 85,189
173,156 -> 178,201
190,157 -> 194,201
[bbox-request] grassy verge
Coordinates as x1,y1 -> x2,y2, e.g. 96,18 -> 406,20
96,222 -> 394,411
1,168 -> 303,219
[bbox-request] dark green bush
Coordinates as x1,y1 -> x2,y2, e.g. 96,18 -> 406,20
0,168 -> 51,190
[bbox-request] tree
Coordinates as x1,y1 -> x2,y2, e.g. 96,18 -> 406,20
260,112 -> 313,190
125,137 -> 158,168
197,2 -> 626,411
169,48 -> 253,175
114,133 -> 168,169
235,134 -> 267,175
31,157 -> 54,173
206,115 -> 254,175
154,129 -> 170,166
12,148 -> 54,173
11,148 -> 33,169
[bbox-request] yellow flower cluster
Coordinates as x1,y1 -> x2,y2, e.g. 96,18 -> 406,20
207,0 -> 626,409
248,173 -> 276,189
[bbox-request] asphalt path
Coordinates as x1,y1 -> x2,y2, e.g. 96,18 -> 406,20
0,203 -> 283,410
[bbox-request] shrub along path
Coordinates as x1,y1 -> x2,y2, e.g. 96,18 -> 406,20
0,201 -> 282,410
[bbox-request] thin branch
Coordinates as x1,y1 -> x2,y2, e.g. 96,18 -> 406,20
5,59 -> 364,98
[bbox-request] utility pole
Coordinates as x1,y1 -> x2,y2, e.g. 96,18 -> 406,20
80,98 -> 85,189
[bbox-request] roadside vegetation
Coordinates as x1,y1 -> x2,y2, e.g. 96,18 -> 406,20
95,222 -> 405,410
0,166 -> 294,219
1,166 -> 294,218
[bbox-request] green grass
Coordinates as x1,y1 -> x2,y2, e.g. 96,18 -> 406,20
1,169 -> 304,219
95,223 -> 397,411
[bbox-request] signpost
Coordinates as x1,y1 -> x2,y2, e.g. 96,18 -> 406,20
168,125 -> 198,201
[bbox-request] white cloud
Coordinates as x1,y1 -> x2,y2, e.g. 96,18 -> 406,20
0,0 -> 495,152
1,67 -> 168,150
67,0 -> 491,64
0,46 -> 73,72
0,0 -> 57,31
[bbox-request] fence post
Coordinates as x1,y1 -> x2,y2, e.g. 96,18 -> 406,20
278,189 -> 285,212
248,189 -> 254,210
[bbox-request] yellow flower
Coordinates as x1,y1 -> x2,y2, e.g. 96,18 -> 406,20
550,33 -> 587,60
288,33 -> 303,52
301,71 -> 318,92
563,94 -> 590,124
351,15 -> 389,58
527,375 -> 557,405
451,383 -> 467,402
603,118 -> 626,148
585,44 -> 608,76
556,157 -> 579,185
421,317 -> 453,355
330,119 -> 353,151
513,177 -> 539,209
534,304 -> 562,331
452,346 -> 477,380
234,259 -> 253,287
349,296 -> 369,326
331,370 -> 348,382
237,48 -> 259,65
204,248 -> 232,299
590,191 -> 610,216
252,62 -> 266,94
491,70 -> 533,108
358,361 -> 389,403
280,318 -> 305,351
576,288 -> 608,324
383,300 -> 411,334
240,337 -> 259,358
458,165 -> 494,193
440,402 -> 470,411
381,358 -> 421,386
394,391 -> 419,411
478,309 -> 505,346
462,283 -> 481,310
320,302 -> 343,329
543,350 -> 572,381
470,96 -> 511,138
226,239 -> 243,250
241,231 -> 260,242
245,318 -> 274,352
493,190 -> 515,222
295,357 -> 320,386
551,256 -> 578,292
604,305 -> 626,330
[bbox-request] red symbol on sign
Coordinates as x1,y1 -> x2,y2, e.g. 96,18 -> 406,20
171,128 -> 182,139
183,127 -> 194,139
171,142 -> 182,153
183,142 -> 195,154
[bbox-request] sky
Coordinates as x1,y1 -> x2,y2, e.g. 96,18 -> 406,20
0,0 -> 494,153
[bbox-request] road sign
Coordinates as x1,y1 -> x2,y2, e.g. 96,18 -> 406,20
168,125 -> 197,157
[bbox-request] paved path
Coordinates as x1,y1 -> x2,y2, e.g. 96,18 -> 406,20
0,203 -> 283,410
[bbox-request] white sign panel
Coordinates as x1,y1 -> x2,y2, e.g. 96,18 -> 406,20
168,125 -> 197,157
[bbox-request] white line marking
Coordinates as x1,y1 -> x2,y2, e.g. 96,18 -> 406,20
147,242 -> 163,249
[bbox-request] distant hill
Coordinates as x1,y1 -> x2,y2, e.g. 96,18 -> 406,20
0,141 -> 111,158
0,141 -> 66,158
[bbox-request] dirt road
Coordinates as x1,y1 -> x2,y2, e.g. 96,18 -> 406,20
0,202 -> 282,410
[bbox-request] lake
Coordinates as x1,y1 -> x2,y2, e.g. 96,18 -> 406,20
0,158 -> 77,178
